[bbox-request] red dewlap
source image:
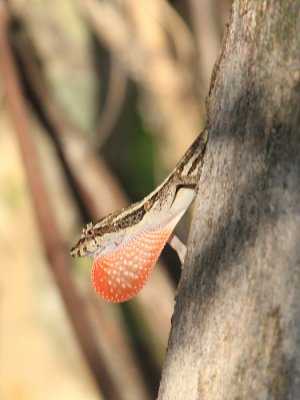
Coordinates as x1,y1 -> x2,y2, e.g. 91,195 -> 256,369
92,225 -> 173,303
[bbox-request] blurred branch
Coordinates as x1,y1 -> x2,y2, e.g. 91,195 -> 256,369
188,0 -> 222,95
16,30 -> 186,263
160,0 -> 196,66
0,3 -> 122,399
13,27 -> 128,218
95,55 -> 127,149
13,17 -> 179,269
0,78 -> 3,107
12,19 -> 176,394
79,0 -> 202,168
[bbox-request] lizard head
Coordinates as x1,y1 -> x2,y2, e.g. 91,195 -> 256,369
70,220 -> 125,258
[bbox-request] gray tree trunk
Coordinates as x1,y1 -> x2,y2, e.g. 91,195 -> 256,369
158,1 -> 300,399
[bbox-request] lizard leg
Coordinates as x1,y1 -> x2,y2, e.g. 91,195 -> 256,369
167,233 -> 187,265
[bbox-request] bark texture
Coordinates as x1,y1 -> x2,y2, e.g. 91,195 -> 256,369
158,1 -> 300,399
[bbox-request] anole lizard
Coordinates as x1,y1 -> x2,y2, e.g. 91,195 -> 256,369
70,129 -> 207,303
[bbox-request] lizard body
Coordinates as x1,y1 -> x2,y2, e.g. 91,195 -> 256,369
70,129 -> 207,302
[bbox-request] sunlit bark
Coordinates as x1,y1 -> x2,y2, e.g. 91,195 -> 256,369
159,1 -> 300,398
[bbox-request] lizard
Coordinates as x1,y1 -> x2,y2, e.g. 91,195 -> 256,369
70,129 -> 208,303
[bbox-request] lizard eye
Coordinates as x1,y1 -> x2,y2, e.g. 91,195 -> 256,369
82,223 -> 94,237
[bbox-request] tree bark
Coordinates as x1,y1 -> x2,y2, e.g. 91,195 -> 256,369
158,1 -> 300,399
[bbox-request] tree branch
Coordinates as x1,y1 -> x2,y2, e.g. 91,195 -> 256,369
159,0 -> 300,398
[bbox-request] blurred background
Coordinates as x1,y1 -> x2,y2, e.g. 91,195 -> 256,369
0,0 -> 231,399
